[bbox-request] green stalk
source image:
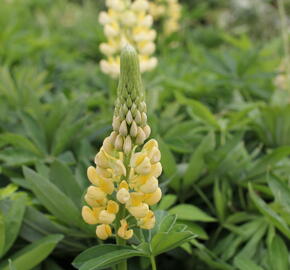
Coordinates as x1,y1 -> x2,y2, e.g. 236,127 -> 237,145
116,205 -> 127,270
150,256 -> 157,270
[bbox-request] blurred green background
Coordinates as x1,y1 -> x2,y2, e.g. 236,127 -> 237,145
0,0 -> 290,269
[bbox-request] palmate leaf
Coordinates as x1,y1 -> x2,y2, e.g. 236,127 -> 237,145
0,234 -> 63,270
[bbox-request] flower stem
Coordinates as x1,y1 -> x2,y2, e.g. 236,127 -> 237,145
150,256 -> 157,270
116,205 -> 127,270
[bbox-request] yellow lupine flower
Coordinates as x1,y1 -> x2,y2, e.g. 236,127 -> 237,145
82,46 -> 162,240
117,219 -> 133,239
139,210 -> 155,229
96,224 -> 112,240
149,0 -> 182,36
98,0 -> 157,78
82,206 -> 103,225
143,187 -> 162,205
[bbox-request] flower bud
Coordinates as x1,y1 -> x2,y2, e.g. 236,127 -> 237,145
117,188 -> 130,204
96,224 -> 112,240
128,203 -> 149,218
140,177 -> 158,193
112,116 -> 121,131
130,121 -> 138,137
126,111 -> 133,124
141,112 -> 147,125
119,120 -> 128,136
134,111 -> 142,124
109,131 -> 118,145
99,210 -> 116,224
114,134 -> 123,150
143,125 -> 151,138
136,127 -> 146,145
123,136 -> 132,154
143,187 -> 162,205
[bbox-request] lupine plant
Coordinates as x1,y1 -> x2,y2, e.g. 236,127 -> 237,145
74,45 -> 195,270
98,0 -> 157,77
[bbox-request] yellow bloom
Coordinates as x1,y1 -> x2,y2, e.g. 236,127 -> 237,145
117,219 -> 133,239
96,224 -> 112,240
143,187 -> 162,206
82,206 -> 103,225
128,202 -> 149,218
139,210 -> 155,229
98,0 -> 157,78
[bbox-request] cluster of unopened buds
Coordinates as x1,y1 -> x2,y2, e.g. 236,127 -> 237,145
98,0 -> 157,78
149,0 -> 181,36
82,45 -> 162,240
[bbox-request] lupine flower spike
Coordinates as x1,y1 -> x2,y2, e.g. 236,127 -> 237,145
99,0 -> 157,78
149,0 -> 181,36
82,45 -> 162,241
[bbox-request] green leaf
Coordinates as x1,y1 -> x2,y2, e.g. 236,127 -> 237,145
175,93 -> 219,128
157,194 -> 177,210
0,234 -> 63,270
23,167 -> 82,228
18,111 -> 47,155
151,231 -> 195,256
159,214 -> 177,233
247,146 -> 290,179
49,160 -> 82,208
214,179 -> 225,221
183,132 -> 215,187
0,133 -> 42,156
268,176 -> 290,211
234,256 -> 263,270
169,204 -> 216,222
269,235 -> 289,270
0,195 -> 26,257
249,184 -> 290,238
73,245 -> 145,270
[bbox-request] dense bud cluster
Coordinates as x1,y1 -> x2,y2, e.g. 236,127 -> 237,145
99,0 -> 157,78
149,0 -> 181,36
82,45 -> 162,240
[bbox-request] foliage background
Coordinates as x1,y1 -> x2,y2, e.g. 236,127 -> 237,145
0,0 -> 290,269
